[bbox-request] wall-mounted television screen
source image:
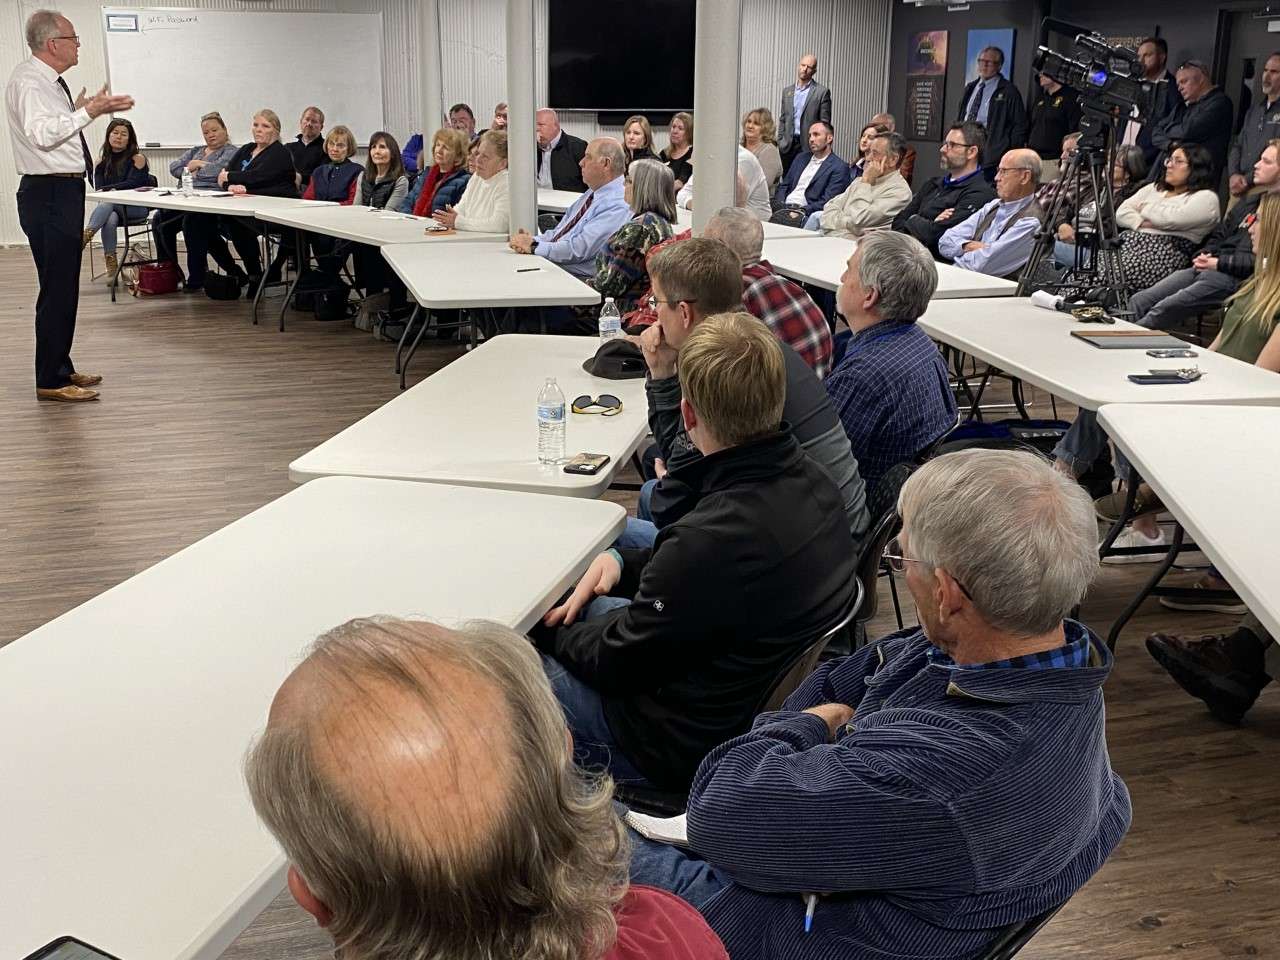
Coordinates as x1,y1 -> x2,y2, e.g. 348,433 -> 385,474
547,0 -> 696,111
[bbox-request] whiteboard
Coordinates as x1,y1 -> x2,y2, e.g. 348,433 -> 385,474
101,7 -> 385,148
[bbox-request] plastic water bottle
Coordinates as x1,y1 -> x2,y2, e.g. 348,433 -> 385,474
181,169 -> 194,195
537,377 -> 566,464
598,297 -> 622,341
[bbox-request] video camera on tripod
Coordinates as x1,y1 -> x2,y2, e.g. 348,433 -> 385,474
1033,33 -> 1152,131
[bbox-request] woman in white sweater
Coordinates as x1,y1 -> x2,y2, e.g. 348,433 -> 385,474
1113,143 -> 1220,289
431,129 -> 509,233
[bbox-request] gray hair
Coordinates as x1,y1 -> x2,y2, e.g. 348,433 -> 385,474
706,205 -> 765,262
245,616 -> 627,960
594,137 -> 626,177
627,157 -> 677,224
874,131 -> 907,164
899,449 -> 1099,636
26,9 -> 63,51
855,231 -> 937,321
981,45 -> 1006,67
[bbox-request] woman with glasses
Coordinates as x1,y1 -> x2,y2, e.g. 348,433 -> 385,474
1048,139 -> 1149,270
589,158 -> 677,314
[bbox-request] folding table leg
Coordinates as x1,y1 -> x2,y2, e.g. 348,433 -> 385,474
400,306 -> 430,391
1107,524 -> 1185,651
278,228 -> 306,332
394,305 -> 421,375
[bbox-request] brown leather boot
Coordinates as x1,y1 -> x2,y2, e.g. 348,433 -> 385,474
103,253 -> 119,282
81,228 -> 94,250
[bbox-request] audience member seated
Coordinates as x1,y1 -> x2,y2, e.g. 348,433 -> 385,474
537,108 -> 588,192
1110,142 -> 1220,291
956,45 -> 1028,180
285,106 -> 326,187
534,313 -> 858,791
741,108 -> 783,188
484,100 -> 508,133
1129,140 -> 1278,330
848,121 -> 889,182
83,118 -> 153,283
771,120 -> 850,224
1227,53 -> 1280,207
465,136 -> 481,173
825,231 -> 957,489
704,206 -> 832,377
659,112 -> 694,190
153,111 -> 238,290
187,108 -> 297,289
448,101 -> 477,141
938,148 -> 1043,278
621,115 -> 658,168
591,158 -> 676,314
400,127 -> 471,216
1048,140 -> 1148,270
1151,60 -> 1233,182
1056,195 -> 1280,557
245,616 -> 729,960
302,125 -> 362,204
870,112 -> 915,184
677,144 -> 772,220
810,131 -> 913,239
433,130 -> 510,233
892,121 -> 995,256
401,131 -> 424,176
626,448 -> 1132,960
637,239 -> 870,545
350,132 -> 409,306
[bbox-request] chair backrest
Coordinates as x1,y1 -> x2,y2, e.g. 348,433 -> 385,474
856,462 -> 915,625
978,904 -> 1063,960
758,577 -> 864,714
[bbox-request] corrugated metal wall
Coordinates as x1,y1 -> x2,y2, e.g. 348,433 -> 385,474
1,0 -> 890,244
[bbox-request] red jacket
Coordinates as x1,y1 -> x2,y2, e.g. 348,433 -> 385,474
605,885 -> 727,960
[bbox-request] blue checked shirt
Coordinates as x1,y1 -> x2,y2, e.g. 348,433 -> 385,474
824,320 -> 956,489
533,175 -> 632,279
926,625 -> 1092,670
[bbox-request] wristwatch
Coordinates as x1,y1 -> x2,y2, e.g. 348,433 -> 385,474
530,239 -> 538,254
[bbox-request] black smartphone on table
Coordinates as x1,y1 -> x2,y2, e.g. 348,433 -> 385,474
24,937 -> 124,960
563,453 -> 611,475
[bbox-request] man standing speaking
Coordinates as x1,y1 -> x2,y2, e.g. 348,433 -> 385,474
6,9 -> 133,402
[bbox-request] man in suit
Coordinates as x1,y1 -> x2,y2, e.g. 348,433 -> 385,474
778,53 -> 832,172
1150,60 -> 1233,183
956,46 -> 1028,181
1120,37 -> 1185,167
772,121 -> 851,223
535,107 -> 587,192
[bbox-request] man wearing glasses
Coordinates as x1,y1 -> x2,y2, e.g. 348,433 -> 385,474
6,9 -> 133,402
956,46 -> 1028,182
892,121 -> 995,256
938,148 -> 1044,278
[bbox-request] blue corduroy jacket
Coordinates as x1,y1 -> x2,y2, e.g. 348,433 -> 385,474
688,622 -> 1132,960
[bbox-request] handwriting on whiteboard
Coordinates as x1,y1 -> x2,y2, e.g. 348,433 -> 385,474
142,13 -> 199,31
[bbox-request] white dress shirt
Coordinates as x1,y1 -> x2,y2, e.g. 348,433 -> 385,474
5,55 -> 93,176
676,146 -> 772,220
537,131 -> 562,189
786,154 -> 826,206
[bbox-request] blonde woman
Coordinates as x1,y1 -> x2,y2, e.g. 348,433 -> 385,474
433,130 -> 509,233
622,115 -> 657,167
401,127 -> 471,216
303,125 -> 362,204
741,108 -> 782,188
660,111 -> 693,189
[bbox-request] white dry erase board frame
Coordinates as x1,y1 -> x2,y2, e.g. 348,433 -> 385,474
100,7 -> 386,149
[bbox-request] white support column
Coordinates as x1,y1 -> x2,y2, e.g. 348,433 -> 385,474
505,0 -> 538,235
691,0 -> 743,235
418,0 -> 444,134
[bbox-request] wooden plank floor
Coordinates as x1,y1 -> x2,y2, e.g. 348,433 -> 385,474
2,247 -> 1276,959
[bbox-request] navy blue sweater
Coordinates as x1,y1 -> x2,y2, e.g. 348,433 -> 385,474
689,623 -> 1132,959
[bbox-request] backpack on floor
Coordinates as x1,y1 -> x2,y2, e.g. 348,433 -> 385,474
204,272 -> 242,301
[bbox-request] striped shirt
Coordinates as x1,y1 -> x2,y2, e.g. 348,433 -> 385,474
688,622 -> 1132,960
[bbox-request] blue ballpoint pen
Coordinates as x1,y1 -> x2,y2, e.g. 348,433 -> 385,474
803,893 -> 817,933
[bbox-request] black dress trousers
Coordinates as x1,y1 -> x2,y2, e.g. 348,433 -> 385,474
17,174 -> 84,389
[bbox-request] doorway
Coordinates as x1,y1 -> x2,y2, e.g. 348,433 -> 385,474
1222,10 -> 1280,132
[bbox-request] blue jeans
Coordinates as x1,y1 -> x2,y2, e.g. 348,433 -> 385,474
803,211 -> 823,231
626,828 -> 729,909
1053,239 -> 1091,270
615,477 -> 660,549
88,202 -> 149,255
1053,409 -> 1131,481
540,613 -> 652,785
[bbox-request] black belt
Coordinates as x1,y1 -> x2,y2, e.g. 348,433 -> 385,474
23,172 -> 84,179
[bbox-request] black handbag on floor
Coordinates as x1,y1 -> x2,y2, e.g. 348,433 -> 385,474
203,272 -> 242,301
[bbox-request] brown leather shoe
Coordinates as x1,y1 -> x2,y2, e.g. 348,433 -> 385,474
36,385 -> 99,402
68,372 -> 103,387
1145,630 -> 1271,724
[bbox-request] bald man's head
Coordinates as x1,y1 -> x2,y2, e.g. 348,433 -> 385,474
995,148 -> 1041,200
246,617 -> 627,960
535,108 -> 561,147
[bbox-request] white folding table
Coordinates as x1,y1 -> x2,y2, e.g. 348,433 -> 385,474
0,476 -> 624,960
1097,404 -> 1280,647
289,334 -> 648,497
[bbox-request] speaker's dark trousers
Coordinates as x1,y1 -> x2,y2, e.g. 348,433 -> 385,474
17,174 -> 84,389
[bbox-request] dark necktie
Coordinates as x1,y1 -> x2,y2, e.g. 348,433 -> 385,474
55,76 -> 95,184
966,80 -> 984,121
551,192 -> 594,241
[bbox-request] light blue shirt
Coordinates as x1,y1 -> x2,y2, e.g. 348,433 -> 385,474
168,142 -> 239,190
938,196 -> 1040,277
966,77 -> 999,124
792,82 -> 812,136
533,175 -> 631,278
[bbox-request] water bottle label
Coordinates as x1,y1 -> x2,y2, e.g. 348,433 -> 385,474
537,404 -> 564,422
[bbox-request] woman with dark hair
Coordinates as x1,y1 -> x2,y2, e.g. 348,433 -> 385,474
1050,139 -> 1151,269
359,131 -> 408,210
1111,142 -> 1219,290
848,122 -> 889,182
83,118 -> 154,281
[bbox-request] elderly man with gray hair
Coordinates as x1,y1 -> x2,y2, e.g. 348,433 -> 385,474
824,230 -> 956,489
627,447 -> 1132,960
938,147 -> 1044,277
245,616 -> 728,960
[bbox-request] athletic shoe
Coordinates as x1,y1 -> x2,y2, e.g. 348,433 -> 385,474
1101,525 -> 1169,564
1159,581 -> 1248,615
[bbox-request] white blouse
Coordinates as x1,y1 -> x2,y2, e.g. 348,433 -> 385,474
453,168 -> 510,233
1116,183 -> 1221,244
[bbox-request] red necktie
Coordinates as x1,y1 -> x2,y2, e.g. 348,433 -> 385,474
55,76 -> 95,184
551,192 -> 593,241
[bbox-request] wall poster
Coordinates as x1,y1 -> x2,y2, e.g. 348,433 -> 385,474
906,30 -> 947,141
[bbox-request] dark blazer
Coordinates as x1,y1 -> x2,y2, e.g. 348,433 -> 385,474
537,131 -> 588,191
774,151 -> 853,214
778,81 -> 833,156
535,430 -> 857,790
223,141 -> 299,198
957,75 -> 1029,169
1151,86 -> 1234,181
